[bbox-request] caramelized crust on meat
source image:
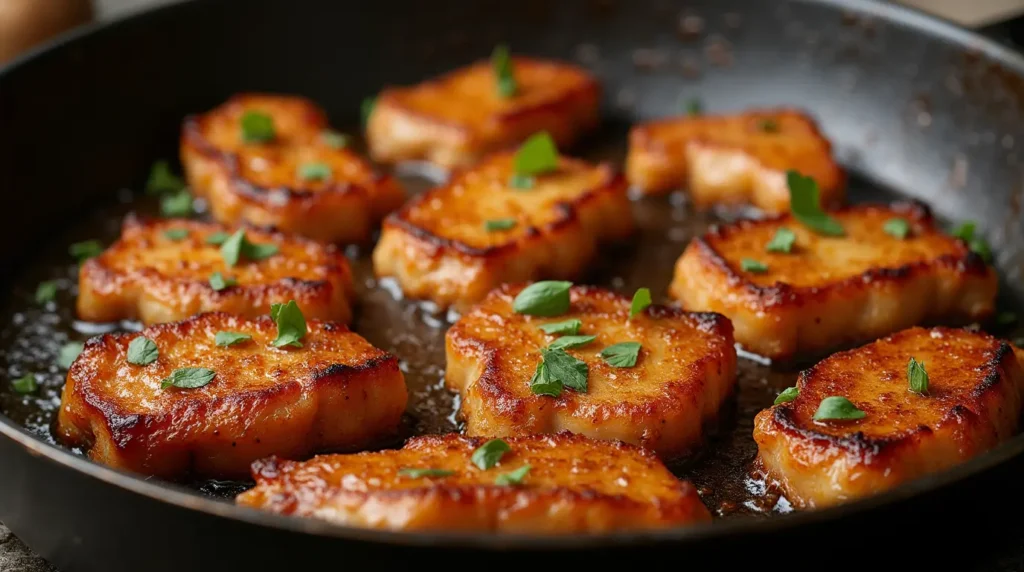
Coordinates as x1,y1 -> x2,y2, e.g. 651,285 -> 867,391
627,109 -> 844,213
56,312 -> 407,480
670,201 -> 997,360
181,93 -> 405,244
366,57 -> 600,169
754,327 -> 1024,508
237,432 -> 710,532
77,216 -> 354,325
445,284 -> 736,458
373,153 -> 633,310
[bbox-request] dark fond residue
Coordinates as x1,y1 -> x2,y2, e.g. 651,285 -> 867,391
0,130 -> 1019,519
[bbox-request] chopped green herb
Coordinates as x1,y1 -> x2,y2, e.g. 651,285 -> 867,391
513,132 -> 559,178
630,287 -> 652,319
740,258 -> 768,273
240,111 -> 275,143
270,300 -> 307,348
215,331 -> 252,347
883,218 -> 910,239
361,97 -> 377,126
540,347 -> 588,392
58,342 -> 84,369
529,361 -> 562,397
35,281 -> 57,304
997,312 -> 1018,326
126,336 -> 159,366
907,357 -> 928,395
492,44 -> 517,98
69,240 -> 103,263
145,160 -> 185,195
548,335 -> 596,350
758,118 -> 780,132
951,221 -> 993,262
321,130 -> 349,149
951,221 -> 976,241
160,190 -> 193,217
812,396 -> 866,421
161,367 -> 216,389
220,230 -> 279,266
539,319 -> 581,336
508,173 -> 536,190
766,227 -> 796,253
208,272 -> 237,291
398,468 -> 454,478
685,98 -> 703,116
298,162 -> 332,181
787,171 -> 844,236
471,438 -> 511,470
774,386 -> 799,404
600,341 -> 641,368
970,237 -> 993,262
512,281 -> 572,316
494,465 -> 531,486
11,374 -> 37,394
484,218 -> 517,232
205,231 -> 231,246
163,228 -> 190,241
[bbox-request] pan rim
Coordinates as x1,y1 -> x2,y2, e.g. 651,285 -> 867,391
2,0 -> 1024,550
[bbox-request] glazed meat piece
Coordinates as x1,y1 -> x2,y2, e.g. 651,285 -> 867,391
373,149 -> 632,310
181,93 -> 405,244
237,432 -> 710,532
754,327 -> 1024,508
77,216 -> 354,325
56,312 -> 407,480
445,284 -> 736,458
366,54 -> 600,169
670,201 -> 997,360
626,109 -> 844,213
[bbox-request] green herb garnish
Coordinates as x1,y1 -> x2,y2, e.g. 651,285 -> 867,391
492,44 -> 517,98
161,367 -> 216,390
540,347 -> 588,392
774,386 -> 799,404
512,281 -> 572,316
757,118 -> 780,133
215,331 -> 252,347
69,240 -> 103,263
471,438 -> 511,470
12,374 -> 38,394
126,336 -> 159,366
58,342 -> 84,369
787,171 -> 844,236
529,361 -> 562,397
600,341 -> 641,368
908,357 -> 928,395
685,98 -> 703,116
160,190 -> 193,217
539,319 -> 581,336
548,335 -> 596,350
163,228 -> 189,241
240,111 -> 275,143
35,281 -> 57,304
208,272 -> 237,291
513,132 -> 559,181
494,465 -> 531,486
205,231 -> 231,246
740,258 -> 768,273
321,130 -> 349,149
484,218 -> 517,232
220,230 -> 279,266
951,221 -> 993,262
270,300 -> 307,348
398,468 -> 455,478
630,287 -> 652,319
883,218 -> 910,239
766,227 -> 796,253
508,173 -> 536,190
145,160 -> 185,195
361,97 -> 377,126
812,396 -> 866,421
298,162 -> 332,181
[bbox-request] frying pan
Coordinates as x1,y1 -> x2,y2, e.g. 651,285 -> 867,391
2,0 -> 1024,570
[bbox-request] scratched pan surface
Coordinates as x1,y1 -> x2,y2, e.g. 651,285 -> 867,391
1,0 -> 1024,570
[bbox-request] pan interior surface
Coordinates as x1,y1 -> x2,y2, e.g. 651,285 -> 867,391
1,0 -> 1023,547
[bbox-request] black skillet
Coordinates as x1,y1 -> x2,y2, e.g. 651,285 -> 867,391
2,0 -> 1024,570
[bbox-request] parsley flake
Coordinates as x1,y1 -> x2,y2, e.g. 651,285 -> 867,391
787,171 -> 844,236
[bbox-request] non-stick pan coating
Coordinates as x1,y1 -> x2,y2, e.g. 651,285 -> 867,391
1,0 -> 1024,570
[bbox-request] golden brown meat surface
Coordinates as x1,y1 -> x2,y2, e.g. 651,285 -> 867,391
366,56 -> 600,169
626,109 -> 844,213
445,284 -> 736,458
56,312 -> 407,480
77,216 -> 354,325
181,93 -> 405,244
237,432 -> 710,532
754,327 -> 1024,508
669,201 -> 997,360
373,153 -> 633,310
